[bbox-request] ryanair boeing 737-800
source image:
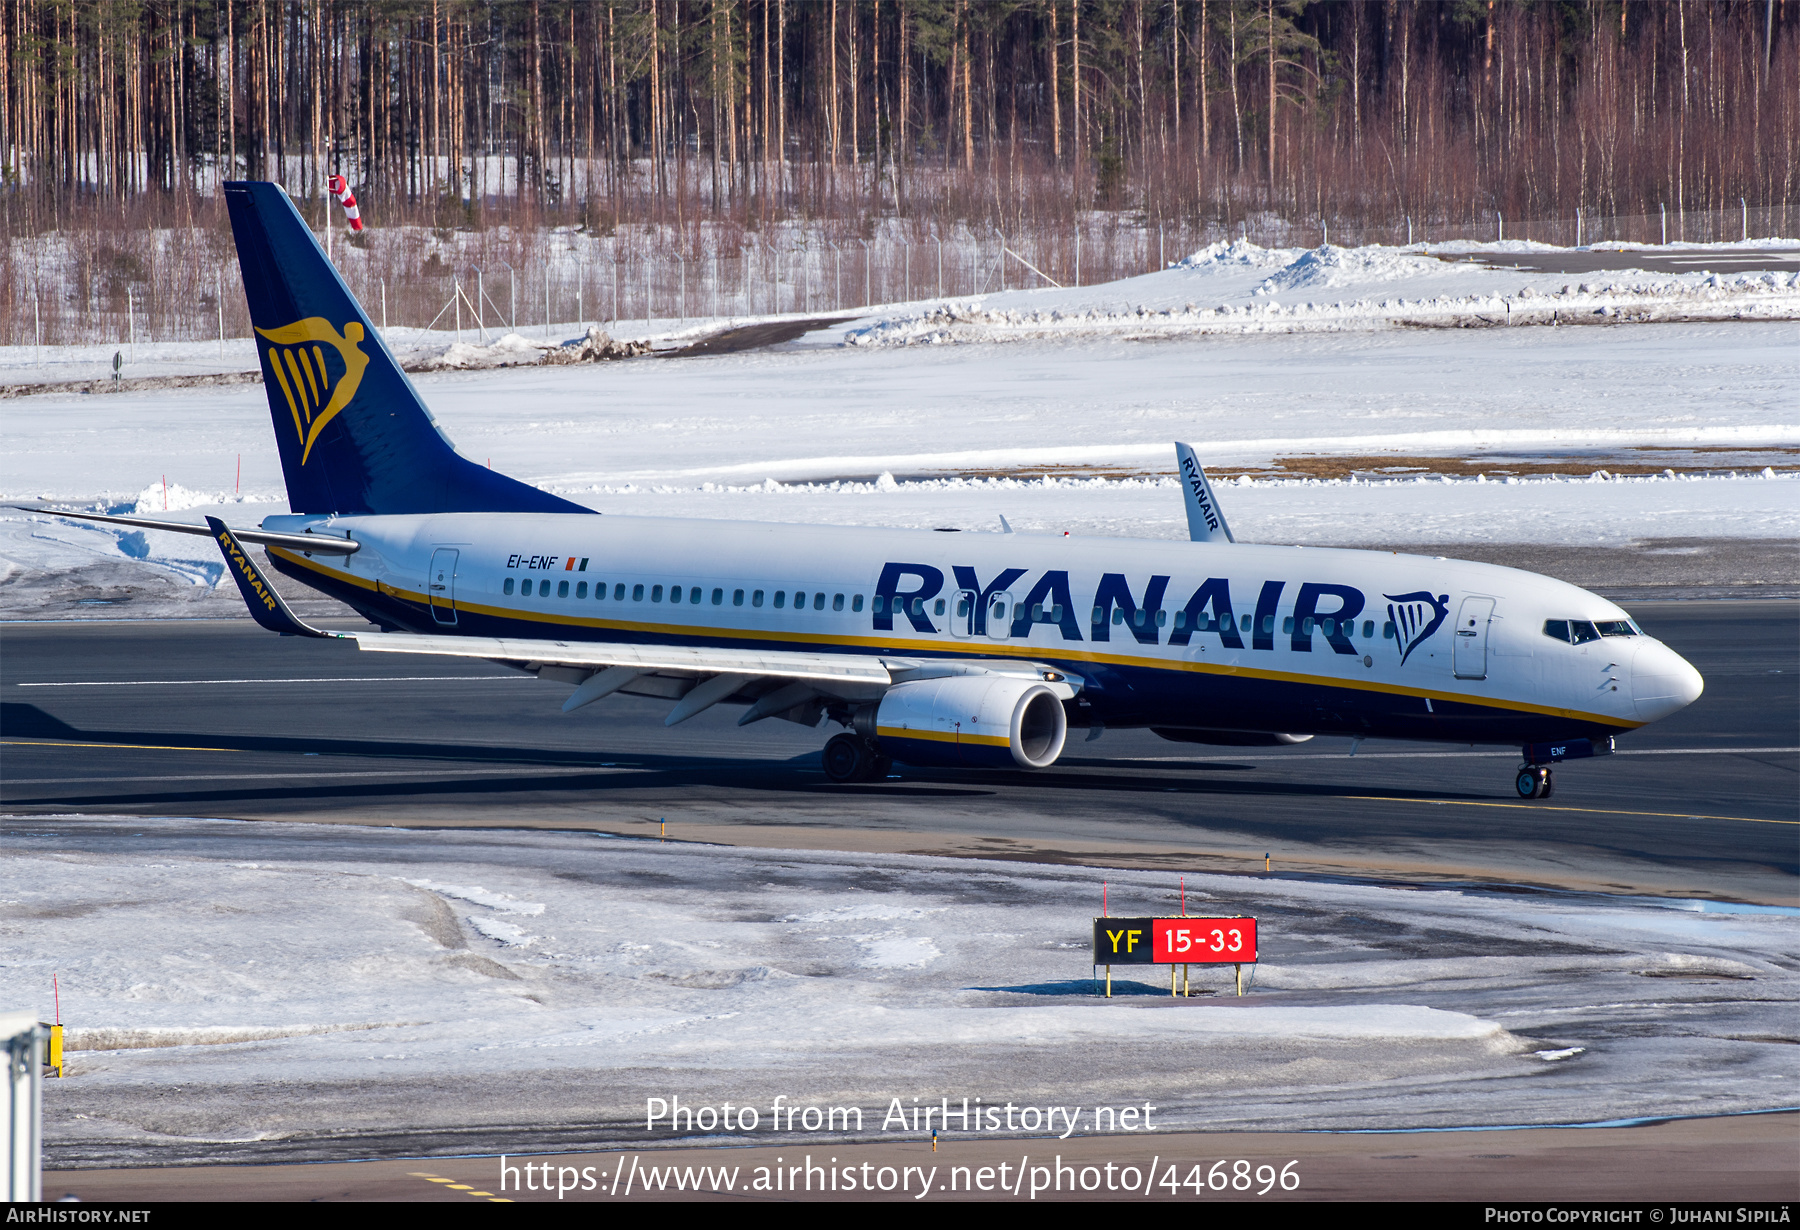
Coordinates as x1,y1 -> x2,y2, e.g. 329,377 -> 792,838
39,182 -> 1703,798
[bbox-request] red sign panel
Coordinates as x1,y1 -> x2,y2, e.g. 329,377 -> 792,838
1151,917 -> 1257,964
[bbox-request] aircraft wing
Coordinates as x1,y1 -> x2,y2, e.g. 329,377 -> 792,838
200,517 -> 1075,727
350,631 -> 894,685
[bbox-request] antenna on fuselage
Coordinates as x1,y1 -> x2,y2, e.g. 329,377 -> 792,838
1174,442 -> 1237,544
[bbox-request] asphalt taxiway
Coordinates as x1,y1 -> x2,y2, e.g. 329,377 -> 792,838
3,600 -> 1793,903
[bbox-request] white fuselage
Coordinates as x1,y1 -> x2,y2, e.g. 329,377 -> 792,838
261,510 -> 1703,747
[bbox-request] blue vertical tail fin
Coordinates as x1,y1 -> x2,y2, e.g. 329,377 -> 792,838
224,181 -> 591,517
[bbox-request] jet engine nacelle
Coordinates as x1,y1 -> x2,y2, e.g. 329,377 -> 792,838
875,675 -> 1069,770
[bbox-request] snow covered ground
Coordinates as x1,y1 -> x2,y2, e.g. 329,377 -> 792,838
1,240 -> 1794,615
8,817 -> 1794,1165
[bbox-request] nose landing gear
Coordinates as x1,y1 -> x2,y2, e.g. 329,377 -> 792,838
1515,764 -> 1555,799
822,732 -> 893,783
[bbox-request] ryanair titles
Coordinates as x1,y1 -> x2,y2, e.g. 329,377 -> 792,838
874,562 -> 1447,660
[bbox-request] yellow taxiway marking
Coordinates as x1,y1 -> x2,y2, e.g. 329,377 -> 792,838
1358,796 -> 1797,826
409,1172 -> 510,1201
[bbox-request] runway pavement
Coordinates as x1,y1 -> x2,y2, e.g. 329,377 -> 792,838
3,600 -> 1793,903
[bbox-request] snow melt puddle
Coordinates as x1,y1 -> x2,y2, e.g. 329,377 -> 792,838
399,878 -> 544,916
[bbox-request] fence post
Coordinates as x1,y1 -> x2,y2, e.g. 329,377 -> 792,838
936,235 -> 945,298
1742,197 -> 1749,241
217,271 -> 224,358
1575,207 -> 1582,248
1497,211 -> 1504,243
1660,203 -> 1667,245
34,286 -> 41,367
859,239 -> 870,306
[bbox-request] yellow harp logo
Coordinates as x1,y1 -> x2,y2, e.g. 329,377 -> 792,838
255,318 -> 371,465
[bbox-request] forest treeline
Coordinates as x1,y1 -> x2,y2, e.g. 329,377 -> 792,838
2,0 -> 1794,237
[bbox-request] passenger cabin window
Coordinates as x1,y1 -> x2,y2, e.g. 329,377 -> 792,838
833,593 -> 845,612
632,584 -> 645,601
873,596 -> 886,614
774,591 -> 787,609
576,582 -> 587,599
852,595 -> 864,612
539,580 -> 551,597
815,593 -> 827,611
557,580 -> 569,598
934,598 -> 946,616
733,589 -> 745,606
651,585 -> 664,602
753,590 -> 764,607
713,588 -> 724,605
503,578 -> 515,596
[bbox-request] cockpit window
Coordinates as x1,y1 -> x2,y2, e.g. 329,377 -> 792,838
1544,619 -> 1607,644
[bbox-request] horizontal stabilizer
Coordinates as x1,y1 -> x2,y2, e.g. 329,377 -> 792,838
1174,442 -> 1236,544
20,505 -> 360,555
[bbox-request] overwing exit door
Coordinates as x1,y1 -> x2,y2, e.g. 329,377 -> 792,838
429,548 -> 459,625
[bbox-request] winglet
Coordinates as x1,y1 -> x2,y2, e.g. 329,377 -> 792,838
1174,442 -> 1237,544
206,516 -> 332,637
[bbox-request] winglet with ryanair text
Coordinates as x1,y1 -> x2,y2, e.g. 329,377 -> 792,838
1174,442 -> 1237,545
206,516 -> 335,638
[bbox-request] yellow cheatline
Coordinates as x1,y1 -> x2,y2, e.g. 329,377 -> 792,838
1356,795 -> 1796,826
274,549 -> 1641,731
877,726 -> 1011,747
1,740 -> 235,753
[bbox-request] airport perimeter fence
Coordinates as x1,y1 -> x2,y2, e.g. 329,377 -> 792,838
3,201 -> 1793,356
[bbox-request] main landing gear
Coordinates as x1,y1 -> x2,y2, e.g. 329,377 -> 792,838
1515,764 -> 1555,799
822,733 -> 893,784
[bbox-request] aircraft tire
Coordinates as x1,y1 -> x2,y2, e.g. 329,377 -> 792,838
1539,769 -> 1554,798
822,733 -> 870,783
1516,768 -> 1544,799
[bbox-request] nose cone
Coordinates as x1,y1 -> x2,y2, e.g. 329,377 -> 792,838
1632,641 -> 1705,722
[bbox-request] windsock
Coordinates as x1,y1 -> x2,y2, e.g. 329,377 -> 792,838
325,174 -> 364,233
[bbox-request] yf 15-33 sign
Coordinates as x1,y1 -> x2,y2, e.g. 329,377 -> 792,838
1092,917 -> 1258,965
